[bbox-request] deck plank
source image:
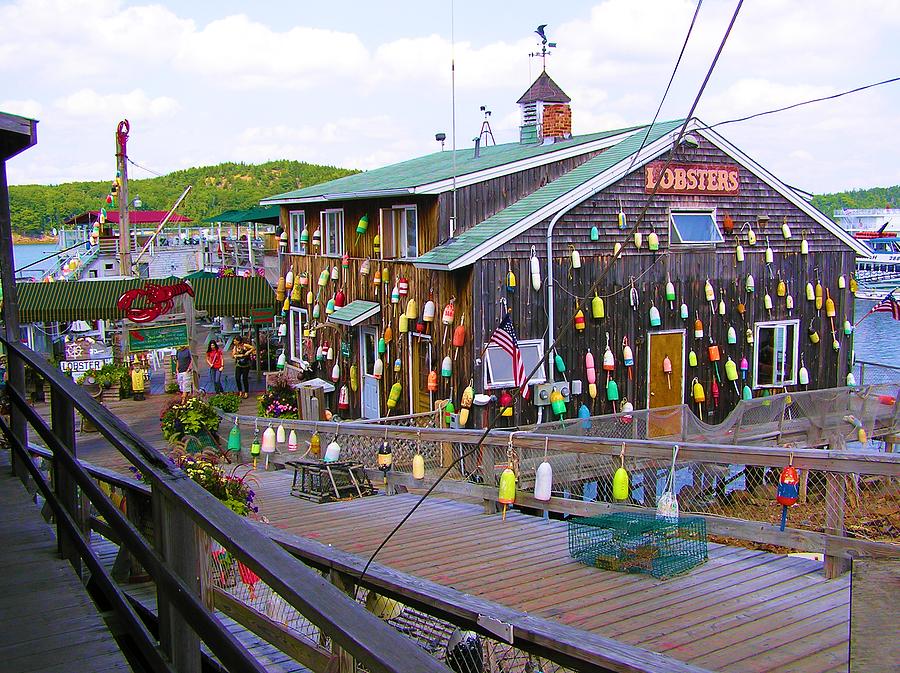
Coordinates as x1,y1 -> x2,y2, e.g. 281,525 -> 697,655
0,461 -> 133,673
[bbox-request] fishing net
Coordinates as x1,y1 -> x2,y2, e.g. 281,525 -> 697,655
567,511 -> 708,579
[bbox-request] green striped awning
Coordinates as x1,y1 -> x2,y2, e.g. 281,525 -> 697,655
15,275 -> 276,323
16,277 -> 182,323
189,276 -> 276,318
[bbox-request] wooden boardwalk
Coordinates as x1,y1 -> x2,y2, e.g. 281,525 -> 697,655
254,470 -> 851,673
0,460 -> 132,673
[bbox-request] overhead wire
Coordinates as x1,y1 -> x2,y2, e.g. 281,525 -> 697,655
357,0 -> 745,583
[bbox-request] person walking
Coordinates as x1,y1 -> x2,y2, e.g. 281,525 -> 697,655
206,340 -> 225,393
175,344 -> 194,402
231,335 -> 255,398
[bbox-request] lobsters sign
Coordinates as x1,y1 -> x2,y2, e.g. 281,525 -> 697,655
645,162 -> 739,195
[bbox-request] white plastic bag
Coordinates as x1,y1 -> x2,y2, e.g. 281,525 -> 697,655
656,445 -> 679,521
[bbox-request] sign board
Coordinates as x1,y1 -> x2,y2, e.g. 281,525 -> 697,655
250,307 -> 275,325
59,357 -> 113,375
64,338 -> 113,362
645,162 -> 739,195
128,323 -> 189,352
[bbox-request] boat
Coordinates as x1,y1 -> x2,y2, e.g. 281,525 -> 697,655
854,235 -> 900,300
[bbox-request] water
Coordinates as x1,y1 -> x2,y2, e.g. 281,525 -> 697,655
12,243 -> 60,280
853,299 -> 900,368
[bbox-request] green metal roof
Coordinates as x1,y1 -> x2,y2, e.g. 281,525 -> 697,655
261,126 -> 645,204
415,120 -> 684,269
203,206 -> 280,224
327,300 -> 380,327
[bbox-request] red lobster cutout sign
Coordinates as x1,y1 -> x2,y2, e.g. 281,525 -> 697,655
118,280 -> 194,323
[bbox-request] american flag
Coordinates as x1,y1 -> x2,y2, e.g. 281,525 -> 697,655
490,312 -> 530,399
872,291 -> 900,320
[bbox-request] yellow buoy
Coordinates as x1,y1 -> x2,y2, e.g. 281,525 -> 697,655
498,468 -> 516,521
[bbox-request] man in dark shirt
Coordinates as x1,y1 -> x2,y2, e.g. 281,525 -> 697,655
175,345 -> 193,402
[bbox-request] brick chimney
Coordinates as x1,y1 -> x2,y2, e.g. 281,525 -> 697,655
517,71 -> 571,144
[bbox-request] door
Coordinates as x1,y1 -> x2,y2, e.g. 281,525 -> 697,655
647,330 -> 685,438
410,335 -> 432,414
360,327 -> 380,419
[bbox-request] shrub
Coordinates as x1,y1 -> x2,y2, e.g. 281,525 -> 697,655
257,374 -> 298,418
208,392 -> 241,414
160,396 -> 221,442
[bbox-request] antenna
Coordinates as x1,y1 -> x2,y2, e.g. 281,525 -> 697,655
478,106 -> 495,146
529,24 -> 558,71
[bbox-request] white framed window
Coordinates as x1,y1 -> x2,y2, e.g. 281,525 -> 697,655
288,307 -> 307,364
483,338 -> 547,390
753,319 -> 800,388
380,205 -> 419,259
288,211 -> 305,253
669,209 -> 723,246
321,209 -> 344,257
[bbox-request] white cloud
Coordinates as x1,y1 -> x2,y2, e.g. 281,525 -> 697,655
54,89 -> 180,120
0,99 -> 43,119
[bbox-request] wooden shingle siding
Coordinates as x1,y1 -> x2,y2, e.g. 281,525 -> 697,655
473,141 -> 856,425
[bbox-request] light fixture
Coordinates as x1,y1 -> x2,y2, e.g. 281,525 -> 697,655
435,132 -> 446,150
131,196 -> 142,209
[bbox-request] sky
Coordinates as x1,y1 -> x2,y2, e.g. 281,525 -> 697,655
2,0 -> 899,195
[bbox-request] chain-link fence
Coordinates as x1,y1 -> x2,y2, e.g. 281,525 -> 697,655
854,359 -> 900,386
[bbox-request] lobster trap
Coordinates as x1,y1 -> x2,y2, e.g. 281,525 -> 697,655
567,512 -> 708,579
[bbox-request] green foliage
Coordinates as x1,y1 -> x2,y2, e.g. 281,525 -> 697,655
811,185 -> 900,221
160,396 -> 222,442
8,160 -> 358,235
78,362 -> 127,389
169,450 -> 258,517
208,392 -> 241,413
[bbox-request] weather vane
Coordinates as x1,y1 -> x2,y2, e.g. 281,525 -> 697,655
529,24 -> 557,71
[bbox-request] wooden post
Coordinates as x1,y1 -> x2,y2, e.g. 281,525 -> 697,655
0,161 -> 28,482
481,443 -> 498,514
153,487 -> 204,673
824,471 -> 848,579
329,570 -> 357,673
50,385 -> 86,571
116,120 -> 132,275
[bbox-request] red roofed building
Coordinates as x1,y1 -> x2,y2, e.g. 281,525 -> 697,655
64,210 -> 192,227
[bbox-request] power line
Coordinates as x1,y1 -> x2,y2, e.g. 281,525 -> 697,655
706,76 -> 900,129
628,0 -> 704,172
126,157 -> 164,177
358,0 -> 745,582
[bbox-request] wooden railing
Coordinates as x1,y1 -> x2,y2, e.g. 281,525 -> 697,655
0,338 -> 451,673
222,413 -> 900,580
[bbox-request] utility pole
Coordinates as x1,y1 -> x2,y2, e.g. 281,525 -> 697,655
116,119 -> 131,276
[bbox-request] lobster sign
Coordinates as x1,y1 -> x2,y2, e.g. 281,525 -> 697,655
117,281 -> 194,323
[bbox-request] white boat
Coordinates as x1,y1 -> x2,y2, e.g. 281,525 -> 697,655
855,236 -> 900,300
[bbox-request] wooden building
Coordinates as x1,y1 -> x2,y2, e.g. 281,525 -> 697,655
263,71 -> 868,425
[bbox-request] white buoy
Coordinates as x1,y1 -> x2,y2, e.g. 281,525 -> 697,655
324,440 -> 341,462
534,461 -> 553,501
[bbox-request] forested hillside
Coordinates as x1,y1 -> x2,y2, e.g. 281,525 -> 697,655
811,185 -> 900,219
9,160 -> 357,235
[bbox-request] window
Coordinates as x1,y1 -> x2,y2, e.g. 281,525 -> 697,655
669,210 -> 723,246
483,338 -> 547,390
288,211 -> 305,253
288,307 -> 307,364
380,206 -> 419,259
321,209 -> 344,256
753,320 -> 799,388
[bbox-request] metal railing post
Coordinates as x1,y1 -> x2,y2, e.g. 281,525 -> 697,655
153,486 -> 205,673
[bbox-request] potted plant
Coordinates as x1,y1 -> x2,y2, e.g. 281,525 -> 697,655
208,392 -> 241,414
257,374 -> 298,419
160,396 -> 221,443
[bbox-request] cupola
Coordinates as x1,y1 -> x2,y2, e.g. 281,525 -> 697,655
517,71 -> 571,144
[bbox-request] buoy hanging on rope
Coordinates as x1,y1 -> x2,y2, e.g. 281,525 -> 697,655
227,419 -> 241,455
452,316 -> 467,359
606,378 -> 620,414
530,247 -> 541,291
725,356 -> 739,394
591,293 -> 605,319
441,355 -> 453,378
692,377 -> 705,418
648,229 -> 660,251
498,389 -> 513,416
622,337 -> 634,380
781,217 -> 793,240
550,387 -> 566,417
570,246 -> 581,269
740,356 -> 749,380
498,468 -> 516,521
355,214 -> 369,243
617,205 -> 627,230
680,303 -> 689,320
776,456 -> 799,531
765,237 -> 774,264
649,304 -> 661,327
665,276 -> 676,309
735,243 -> 745,263
688,349 -> 698,367
613,444 -> 629,501
458,383 -> 474,426
727,325 -> 737,344
338,385 -> 350,411
324,439 -> 341,462
427,370 -> 439,392
708,337 -> 721,381
574,308 -> 586,331
373,357 -> 384,379
534,456 -> 553,502
662,355 -> 672,390
694,315 -> 704,339
288,429 -> 298,453
586,349 -> 597,400
590,225 -> 599,241
276,424 -> 286,444
442,298 -> 455,344
387,382 -> 402,411
505,258 -> 516,293
262,427 -> 277,470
